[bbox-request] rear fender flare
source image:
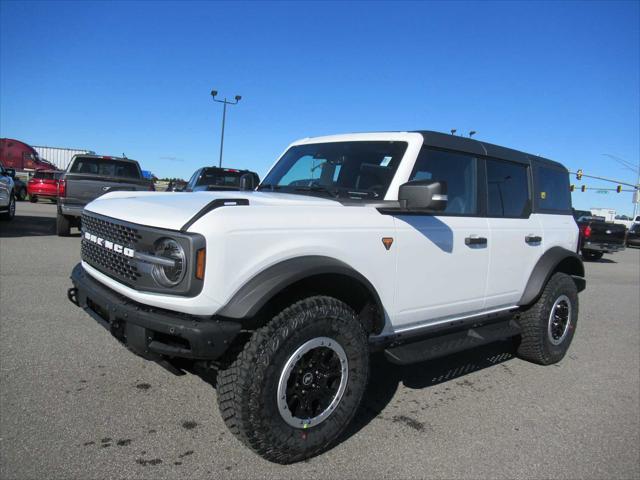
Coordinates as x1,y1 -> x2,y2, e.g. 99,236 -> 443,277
518,247 -> 585,306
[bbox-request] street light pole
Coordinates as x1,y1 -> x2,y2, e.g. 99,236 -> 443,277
211,90 -> 241,168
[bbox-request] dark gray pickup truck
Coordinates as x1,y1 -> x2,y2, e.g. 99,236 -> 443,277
57,155 -> 153,236
576,215 -> 627,260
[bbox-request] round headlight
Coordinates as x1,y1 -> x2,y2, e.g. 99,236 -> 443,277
151,238 -> 187,287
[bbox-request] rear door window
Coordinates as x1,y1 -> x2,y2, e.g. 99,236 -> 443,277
534,165 -> 571,213
486,159 -> 530,217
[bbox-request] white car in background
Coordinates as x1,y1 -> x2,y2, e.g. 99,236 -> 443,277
0,163 -> 16,221
613,215 -> 635,230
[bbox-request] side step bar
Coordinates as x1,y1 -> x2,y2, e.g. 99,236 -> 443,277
384,318 -> 521,365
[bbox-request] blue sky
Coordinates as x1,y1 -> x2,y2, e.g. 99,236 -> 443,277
1,0 -> 638,214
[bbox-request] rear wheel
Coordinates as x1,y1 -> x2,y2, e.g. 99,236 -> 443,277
217,296 -> 369,464
0,192 -> 16,221
16,187 -> 27,201
517,272 -> 578,365
56,211 -> 71,236
29,195 -> 37,203
581,250 -> 603,261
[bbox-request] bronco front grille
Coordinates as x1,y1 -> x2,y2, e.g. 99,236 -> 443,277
81,214 -> 141,245
81,240 -> 141,284
81,212 -> 143,286
79,211 -> 205,296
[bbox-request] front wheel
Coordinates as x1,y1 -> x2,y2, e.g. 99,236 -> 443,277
16,188 -> 27,201
29,195 -> 38,203
517,272 -> 578,365
217,296 -> 369,464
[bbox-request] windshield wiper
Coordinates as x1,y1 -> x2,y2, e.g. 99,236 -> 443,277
293,184 -> 341,198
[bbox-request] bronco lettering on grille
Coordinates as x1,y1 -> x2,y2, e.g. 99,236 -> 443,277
84,231 -> 135,258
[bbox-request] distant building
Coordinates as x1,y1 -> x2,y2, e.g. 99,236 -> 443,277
590,208 -> 616,222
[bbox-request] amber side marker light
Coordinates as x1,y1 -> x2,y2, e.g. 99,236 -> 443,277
382,237 -> 394,250
196,249 -> 206,280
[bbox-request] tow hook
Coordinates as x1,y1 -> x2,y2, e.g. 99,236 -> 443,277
67,287 -> 79,306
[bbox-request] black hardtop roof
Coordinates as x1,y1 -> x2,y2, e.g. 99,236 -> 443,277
414,130 -> 567,171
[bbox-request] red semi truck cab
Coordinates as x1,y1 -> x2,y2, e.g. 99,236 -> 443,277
0,138 -> 56,171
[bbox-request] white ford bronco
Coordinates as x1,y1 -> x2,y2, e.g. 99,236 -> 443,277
69,131 -> 585,463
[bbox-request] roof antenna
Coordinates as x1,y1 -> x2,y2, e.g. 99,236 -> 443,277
450,129 -> 457,136
469,130 -> 477,138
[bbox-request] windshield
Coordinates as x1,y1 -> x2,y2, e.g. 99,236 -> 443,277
260,141 -> 408,199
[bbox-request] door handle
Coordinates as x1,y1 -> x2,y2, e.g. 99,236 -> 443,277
465,236 -> 488,246
525,235 -> 542,244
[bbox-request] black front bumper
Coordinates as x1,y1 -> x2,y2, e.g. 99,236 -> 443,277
69,263 -> 240,362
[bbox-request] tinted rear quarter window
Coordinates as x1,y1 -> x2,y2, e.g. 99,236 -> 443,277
70,157 -> 140,179
486,159 -> 530,217
534,164 -> 571,213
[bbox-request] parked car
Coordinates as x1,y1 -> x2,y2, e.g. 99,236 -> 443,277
166,179 -> 187,192
576,215 -> 626,260
57,154 -> 154,236
572,208 -> 591,221
12,176 -> 27,201
626,222 -> 640,248
0,162 -> 16,221
68,130 -> 585,463
27,170 -> 63,203
182,167 -> 259,191
612,214 -> 636,230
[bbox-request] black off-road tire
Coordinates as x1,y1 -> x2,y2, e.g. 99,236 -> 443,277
56,211 -> 71,236
581,249 -> 603,261
0,192 -> 16,221
517,272 -> 578,365
217,296 -> 369,464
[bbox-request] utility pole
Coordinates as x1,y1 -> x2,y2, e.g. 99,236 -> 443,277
211,90 -> 241,168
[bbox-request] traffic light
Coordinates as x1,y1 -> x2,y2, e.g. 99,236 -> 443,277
616,185 -> 622,193
570,184 -> 575,192
576,169 -> 583,180
581,185 -> 586,192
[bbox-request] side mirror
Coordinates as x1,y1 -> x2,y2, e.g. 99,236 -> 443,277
398,180 -> 447,211
239,173 -> 257,191
6,168 -> 15,178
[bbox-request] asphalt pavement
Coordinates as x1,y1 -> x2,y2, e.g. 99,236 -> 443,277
1,202 -> 638,479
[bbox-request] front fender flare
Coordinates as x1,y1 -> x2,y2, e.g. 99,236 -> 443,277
216,256 -> 385,322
